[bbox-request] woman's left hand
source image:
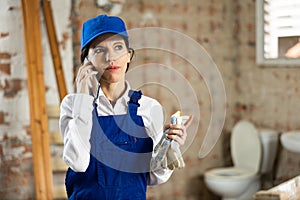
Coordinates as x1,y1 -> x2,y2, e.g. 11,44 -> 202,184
165,116 -> 193,146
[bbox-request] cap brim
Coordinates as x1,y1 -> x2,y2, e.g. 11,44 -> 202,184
81,30 -> 128,51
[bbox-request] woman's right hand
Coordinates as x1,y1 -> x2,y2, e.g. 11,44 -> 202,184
75,61 -> 99,97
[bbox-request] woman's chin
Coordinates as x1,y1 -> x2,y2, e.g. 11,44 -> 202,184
100,76 -> 125,85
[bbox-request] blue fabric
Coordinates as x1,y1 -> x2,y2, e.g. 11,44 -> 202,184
65,90 -> 153,200
81,14 -> 128,51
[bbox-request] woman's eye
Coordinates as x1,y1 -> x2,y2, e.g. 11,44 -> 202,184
115,45 -> 124,50
94,48 -> 105,54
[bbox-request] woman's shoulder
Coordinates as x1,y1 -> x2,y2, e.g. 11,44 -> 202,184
139,93 -> 162,108
137,93 -> 164,135
60,93 -> 74,106
61,93 -> 78,106
137,93 -> 163,119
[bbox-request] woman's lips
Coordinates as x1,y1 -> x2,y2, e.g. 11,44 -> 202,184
105,65 -> 120,70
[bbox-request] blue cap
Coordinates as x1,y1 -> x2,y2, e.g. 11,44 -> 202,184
80,14 -> 128,51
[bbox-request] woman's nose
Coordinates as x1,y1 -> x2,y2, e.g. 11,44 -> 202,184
105,51 -> 117,62
105,52 -> 110,62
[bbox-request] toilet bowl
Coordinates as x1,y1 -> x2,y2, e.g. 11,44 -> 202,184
204,120 -> 279,200
205,168 -> 260,199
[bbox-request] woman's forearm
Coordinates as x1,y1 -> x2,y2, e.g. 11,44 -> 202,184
59,94 -> 94,172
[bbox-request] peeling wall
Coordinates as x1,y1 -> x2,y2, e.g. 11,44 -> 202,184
1,0 -> 300,199
0,0 -> 73,199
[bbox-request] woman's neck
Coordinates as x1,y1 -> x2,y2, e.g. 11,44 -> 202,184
100,80 -> 126,105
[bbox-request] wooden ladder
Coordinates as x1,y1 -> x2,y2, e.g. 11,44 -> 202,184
21,0 -> 68,199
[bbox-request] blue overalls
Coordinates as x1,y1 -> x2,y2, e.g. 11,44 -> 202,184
65,90 -> 153,200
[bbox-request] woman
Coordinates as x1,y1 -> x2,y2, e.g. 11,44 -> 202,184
59,14 -> 191,199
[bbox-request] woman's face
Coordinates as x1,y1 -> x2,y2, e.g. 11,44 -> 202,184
87,33 -> 130,84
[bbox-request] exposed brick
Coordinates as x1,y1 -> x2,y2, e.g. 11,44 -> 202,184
0,145 -> 3,158
0,111 -> 8,125
0,32 -> 9,38
59,32 -> 70,50
110,0 -> 125,3
0,63 -> 11,75
3,79 -> 24,98
0,112 -> 4,124
209,5 -> 217,16
0,52 -> 11,59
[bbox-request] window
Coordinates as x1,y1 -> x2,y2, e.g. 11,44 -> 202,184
256,0 -> 300,66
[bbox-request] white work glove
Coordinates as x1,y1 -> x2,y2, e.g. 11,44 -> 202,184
152,112 -> 188,170
152,131 -> 185,170
152,134 -> 172,170
165,140 -> 185,170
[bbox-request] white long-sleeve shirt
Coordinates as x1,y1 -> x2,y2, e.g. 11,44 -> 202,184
59,81 -> 173,185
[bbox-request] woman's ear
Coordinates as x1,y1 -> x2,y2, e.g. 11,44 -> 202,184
128,48 -> 135,62
84,57 -> 89,64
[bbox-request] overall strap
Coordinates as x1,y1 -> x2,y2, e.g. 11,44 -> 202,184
93,84 -> 101,106
128,90 -> 142,116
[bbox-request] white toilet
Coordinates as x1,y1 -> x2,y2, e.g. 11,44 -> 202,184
204,120 -> 279,200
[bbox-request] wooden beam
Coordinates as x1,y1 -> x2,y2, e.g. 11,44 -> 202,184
42,0 -> 67,101
21,0 -> 54,199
